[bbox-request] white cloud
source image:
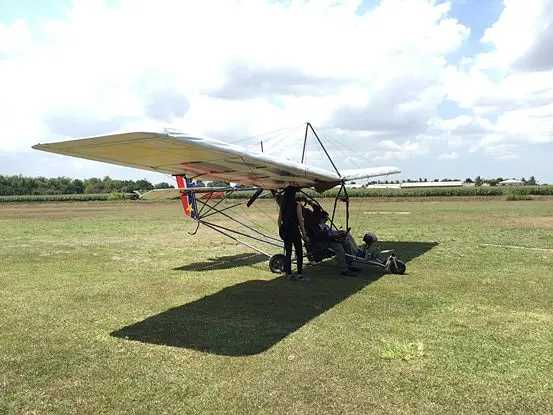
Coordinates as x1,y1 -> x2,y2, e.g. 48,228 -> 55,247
440,0 -> 553,164
0,0 -> 469,155
480,0 -> 553,71
470,136 -> 519,160
438,151 -> 458,160
0,20 -> 32,59
495,103 -> 553,144
2,0 -> 552,181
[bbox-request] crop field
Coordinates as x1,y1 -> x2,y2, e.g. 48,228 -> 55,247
1,198 -> 553,414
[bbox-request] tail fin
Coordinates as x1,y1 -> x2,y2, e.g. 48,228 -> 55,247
175,176 -> 197,218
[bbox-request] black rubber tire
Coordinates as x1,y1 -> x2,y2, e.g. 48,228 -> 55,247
389,259 -> 406,275
269,254 -> 286,273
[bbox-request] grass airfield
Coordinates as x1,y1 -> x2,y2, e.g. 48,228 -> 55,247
1,198 -> 552,414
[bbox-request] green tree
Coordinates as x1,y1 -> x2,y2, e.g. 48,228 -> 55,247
67,179 -> 84,194
154,182 -> 173,189
135,179 -> 154,191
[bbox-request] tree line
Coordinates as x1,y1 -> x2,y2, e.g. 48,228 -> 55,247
0,175 -> 174,196
471,176 -> 537,186
0,174 -> 541,196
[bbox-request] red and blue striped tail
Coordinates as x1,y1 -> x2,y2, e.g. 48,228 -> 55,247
175,176 -> 198,218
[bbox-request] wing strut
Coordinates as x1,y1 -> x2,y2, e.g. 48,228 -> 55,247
301,122 -> 341,178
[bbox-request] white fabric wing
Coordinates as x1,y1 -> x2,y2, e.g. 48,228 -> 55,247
33,131 -> 400,191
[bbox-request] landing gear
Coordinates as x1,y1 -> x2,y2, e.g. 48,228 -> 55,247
340,249 -> 407,275
385,255 -> 406,275
269,254 -> 286,273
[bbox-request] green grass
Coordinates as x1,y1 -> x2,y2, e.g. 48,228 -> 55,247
1,199 -> 553,414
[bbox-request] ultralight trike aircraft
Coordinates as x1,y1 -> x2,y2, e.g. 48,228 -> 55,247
33,123 -> 406,274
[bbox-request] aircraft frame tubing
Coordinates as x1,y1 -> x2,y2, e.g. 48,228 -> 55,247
300,122 -> 350,231
344,253 -> 385,268
297,186 -> 350,232
199,221 -> 274,257
185,188 -> 284,257
302,122 -> 341,177
193,192 -> 281,243
183,179 -> 353,262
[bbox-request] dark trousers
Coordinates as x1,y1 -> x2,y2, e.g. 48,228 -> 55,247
280,227 -> 303,275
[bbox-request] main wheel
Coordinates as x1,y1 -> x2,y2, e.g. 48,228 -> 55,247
269,254 -> 286,273
388,258 -> 406,275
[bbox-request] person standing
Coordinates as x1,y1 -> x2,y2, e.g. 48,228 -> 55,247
278,187 -> 308,280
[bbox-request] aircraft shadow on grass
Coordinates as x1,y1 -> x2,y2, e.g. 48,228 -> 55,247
174,253 -> 267,272
111,241 -> 437,356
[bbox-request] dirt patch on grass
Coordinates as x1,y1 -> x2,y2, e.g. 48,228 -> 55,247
510,216 -> 553,229
0,201 -> 178,220
364,211 -> 411,215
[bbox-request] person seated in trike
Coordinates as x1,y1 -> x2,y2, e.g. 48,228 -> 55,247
302,202 -> 405,275
304,208 -> 376,276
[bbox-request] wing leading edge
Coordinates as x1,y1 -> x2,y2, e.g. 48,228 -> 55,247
33,131 -> 400,191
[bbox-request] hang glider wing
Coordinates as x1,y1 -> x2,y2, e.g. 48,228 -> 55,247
33,131 -> 400,191
341,167 -> 401,181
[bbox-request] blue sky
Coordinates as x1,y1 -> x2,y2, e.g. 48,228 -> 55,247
0,0 -> 70,23
448,0 -> 503,53
1,0 -> 552,183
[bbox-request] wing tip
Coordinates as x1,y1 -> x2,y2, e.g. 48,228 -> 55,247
342,166 -> 402,181
31,131 -> 169,151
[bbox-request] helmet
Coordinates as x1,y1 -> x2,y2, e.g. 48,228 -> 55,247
363,232 -> 378,245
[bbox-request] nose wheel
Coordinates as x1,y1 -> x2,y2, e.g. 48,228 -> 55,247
385,255 -> 406,274
269,254 -> 286,273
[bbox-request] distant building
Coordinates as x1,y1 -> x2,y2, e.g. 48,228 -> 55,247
499,179 -> 524,186
366,183 -> 401,189
400,181 -> 464,188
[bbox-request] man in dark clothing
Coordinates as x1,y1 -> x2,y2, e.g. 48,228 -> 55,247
278,187 -> 308,280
